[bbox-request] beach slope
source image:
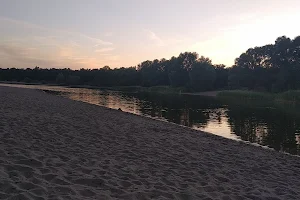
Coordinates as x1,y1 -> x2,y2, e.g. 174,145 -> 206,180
0,86 -> 300,200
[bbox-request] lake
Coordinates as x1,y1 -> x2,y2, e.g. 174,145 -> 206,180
1,83 -> 300,155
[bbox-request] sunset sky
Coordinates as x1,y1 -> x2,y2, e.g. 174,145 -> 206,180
1,0 -> 300,69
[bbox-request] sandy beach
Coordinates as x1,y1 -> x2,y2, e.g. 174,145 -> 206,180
0,86 -> 300,200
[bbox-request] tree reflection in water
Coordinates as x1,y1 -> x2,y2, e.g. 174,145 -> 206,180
43,87 -> 300,155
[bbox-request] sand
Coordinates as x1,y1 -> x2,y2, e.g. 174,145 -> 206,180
0,86 -> 300,200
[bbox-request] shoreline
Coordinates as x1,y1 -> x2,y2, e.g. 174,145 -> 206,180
3,82 -> 298,156
0,81 -> 221,96
1,85 -> 300,199
48,88 -> 298,158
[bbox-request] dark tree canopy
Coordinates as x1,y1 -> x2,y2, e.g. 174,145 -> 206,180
230,35 -> 300,92
189,56 -> 216,91
168,52 -> 198,87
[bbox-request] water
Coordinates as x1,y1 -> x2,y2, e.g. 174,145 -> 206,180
1,83 -> 300,155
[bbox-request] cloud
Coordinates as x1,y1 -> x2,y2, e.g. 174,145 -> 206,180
0,16 -> 50,32
78,34 -> 113,46
143,29 -> 191,49
94,47 -> 115,53
0,44 -> 63,68
0,16 -> 113,47
69,41 -> 80,47
0,17 -> 117,69
107,55 -> 120,61
145,30 -> 165,47
0,41 -> 120,69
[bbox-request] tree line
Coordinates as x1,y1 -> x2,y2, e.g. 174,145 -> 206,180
0,35 -> 299,92
230,35 -> 300,92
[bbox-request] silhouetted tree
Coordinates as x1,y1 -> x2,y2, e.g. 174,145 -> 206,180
214,64 -> 228,89
189,56 -> 216,91
66,75 -> 80,85
138,59 -> 168,86
168,52 -> 198,87
230,35 -> 300,92
56,73 -> 65,84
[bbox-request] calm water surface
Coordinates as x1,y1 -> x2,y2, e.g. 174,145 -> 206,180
2,83 -> 300,155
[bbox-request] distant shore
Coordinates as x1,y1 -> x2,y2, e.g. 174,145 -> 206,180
0,80 -> 222,96
1,85 -> 300,199
182,91 -> 221,97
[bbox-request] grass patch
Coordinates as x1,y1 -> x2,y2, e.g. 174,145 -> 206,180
139,86 -> 188,94
217,90 -> 300,109
217,90 -> 274,101
276,90 -> 300,103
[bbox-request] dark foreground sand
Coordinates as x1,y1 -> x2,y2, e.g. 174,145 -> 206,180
0,86 -> 300,200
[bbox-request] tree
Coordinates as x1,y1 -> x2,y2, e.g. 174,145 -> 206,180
23,77 -> 32,83
56,73 -> 65,84
102,66 -> 111,70
230,35 -> 300,91
66,75 -> 80,85
138,59 -> 168,86
189,57 -> 216,91
214,64 -> 228,89
168,52 -> 198,87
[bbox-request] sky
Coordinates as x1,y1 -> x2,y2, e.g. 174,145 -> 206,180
0,0 -> 300,69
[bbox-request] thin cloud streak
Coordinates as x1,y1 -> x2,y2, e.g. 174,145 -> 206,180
0,16 -> 113,47
94,47 -> 115,53
0,16 -> 116,69
144,30 -> 165,47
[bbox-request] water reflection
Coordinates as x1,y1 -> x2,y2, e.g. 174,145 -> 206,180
1,83 -> 299,155
226,104 -> 300,155
45,89 -> 300,155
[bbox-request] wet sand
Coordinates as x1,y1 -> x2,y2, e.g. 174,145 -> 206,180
0,86 -> 300,200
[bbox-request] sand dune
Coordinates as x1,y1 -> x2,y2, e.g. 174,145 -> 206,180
0,86 -> 300,200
